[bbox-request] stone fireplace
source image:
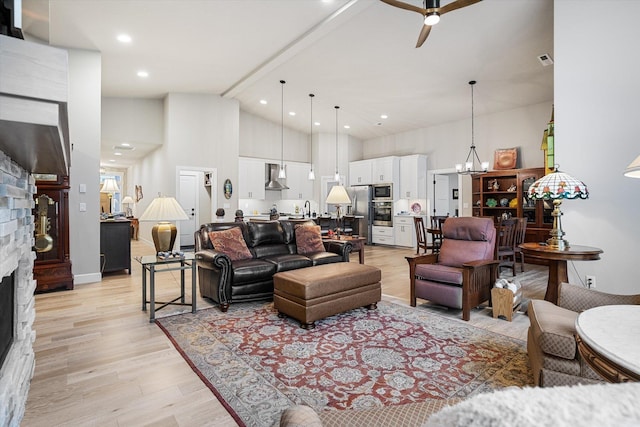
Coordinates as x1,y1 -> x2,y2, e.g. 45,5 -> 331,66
0,151 -> 37,426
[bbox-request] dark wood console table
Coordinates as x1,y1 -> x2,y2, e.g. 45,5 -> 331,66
519,243 -> 602,304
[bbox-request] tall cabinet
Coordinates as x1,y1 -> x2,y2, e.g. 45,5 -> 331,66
33,175 -> 73,293
471,168 -> 552,242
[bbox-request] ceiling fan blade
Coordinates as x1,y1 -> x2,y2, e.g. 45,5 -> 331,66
439,0 -> 482,15
416,24 -> 432,48
380,0 -> 427,15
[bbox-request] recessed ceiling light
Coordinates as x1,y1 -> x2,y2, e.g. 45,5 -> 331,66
137,70 -> 149,78
314,121 -> 320,126
117,34 -> 132,43
114,152 -> 122,156
343,125 -> 350,129
289,112 -> 296,116
109,159 -> 116,162
259,99 -> 267,105
380,114 -> 388,119
121,142 -> 131,147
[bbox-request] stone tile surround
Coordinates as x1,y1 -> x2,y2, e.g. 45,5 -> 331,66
0,150 -> 37,426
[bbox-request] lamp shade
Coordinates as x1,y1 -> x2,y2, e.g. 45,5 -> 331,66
326,185 -> 352,205
139,196 -> 189,222
527,169 -> 588,250
100,178 -> 120,193
527,170 -> 589,200
624,154 -> 640,178
139,196 -> 189,254
121,196 -> 135,204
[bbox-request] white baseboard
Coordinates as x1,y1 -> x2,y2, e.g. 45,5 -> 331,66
73,272 -> 102,285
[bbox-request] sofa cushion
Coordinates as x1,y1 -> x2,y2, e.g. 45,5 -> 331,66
306,251 -> 343,266
231,258 -> 278,284
528,299 -> 579,360
208,227 -> 252,261
415,264 -> 463,285
264,254 -> 313,272
246,221 -> 285,247
295,224 -> 325,254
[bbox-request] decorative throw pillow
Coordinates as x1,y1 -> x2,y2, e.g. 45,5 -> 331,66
295,225 -> 325,255
208,227 -> 252,261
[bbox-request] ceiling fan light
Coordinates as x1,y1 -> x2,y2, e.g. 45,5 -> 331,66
424,12 -> 440,26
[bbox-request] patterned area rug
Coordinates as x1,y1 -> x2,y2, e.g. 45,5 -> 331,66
156,301 -> 532,427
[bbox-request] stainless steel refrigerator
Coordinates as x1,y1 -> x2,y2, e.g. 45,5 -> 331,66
347,185 -> 373,244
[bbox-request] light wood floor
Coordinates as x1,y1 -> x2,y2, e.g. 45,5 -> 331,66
22,241 -> 547,426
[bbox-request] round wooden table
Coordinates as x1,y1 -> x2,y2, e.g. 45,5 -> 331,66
519,242 -> 603,304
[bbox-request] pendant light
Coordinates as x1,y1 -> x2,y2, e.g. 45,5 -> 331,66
278,80 -> 287,179
455,80 -> 489,175
334,105 -> 340,182
308,93 -> 316,180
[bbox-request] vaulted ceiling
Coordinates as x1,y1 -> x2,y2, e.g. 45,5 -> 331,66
22,0 -> 553,166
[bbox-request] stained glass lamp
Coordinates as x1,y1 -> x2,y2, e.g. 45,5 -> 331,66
527,168 -> 589,250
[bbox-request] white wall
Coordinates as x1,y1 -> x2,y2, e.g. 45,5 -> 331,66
555,1 -> 640,294
362,102 -> 552,216
67,48 -> 102,284
130,93 -> 239,246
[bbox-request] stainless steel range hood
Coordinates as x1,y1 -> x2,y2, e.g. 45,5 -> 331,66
0,34 -> 70,176
265,163 -> 288,190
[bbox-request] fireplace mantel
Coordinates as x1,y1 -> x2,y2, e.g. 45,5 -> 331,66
0,35 -> 70,176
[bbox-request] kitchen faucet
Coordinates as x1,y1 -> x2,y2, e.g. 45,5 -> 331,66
304,200 -> 311,218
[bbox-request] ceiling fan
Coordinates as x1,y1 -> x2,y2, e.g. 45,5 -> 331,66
381,0 -> 482,48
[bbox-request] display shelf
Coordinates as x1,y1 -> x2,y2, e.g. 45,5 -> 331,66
471,168 -> 552,244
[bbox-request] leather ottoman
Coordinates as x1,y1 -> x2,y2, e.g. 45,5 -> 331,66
273,263 -> 382,329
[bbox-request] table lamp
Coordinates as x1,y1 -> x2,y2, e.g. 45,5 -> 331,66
326,185 -> 351,236
121,195 -> 135,217
139,195 -> 189,254
527,168 -> 588,250
100,178 -> 120,214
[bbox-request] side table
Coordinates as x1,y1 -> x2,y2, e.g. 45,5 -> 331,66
135,253 -> 196,322
323,235 -> 366,264
575,305 -> 640,382
518,243 -> 602,304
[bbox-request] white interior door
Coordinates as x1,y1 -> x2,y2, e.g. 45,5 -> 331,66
179,172 -> 199,248
434,174 -> 450,216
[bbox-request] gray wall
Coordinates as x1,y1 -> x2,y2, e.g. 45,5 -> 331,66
68,48 -> 101,284
554,0 -> 640,294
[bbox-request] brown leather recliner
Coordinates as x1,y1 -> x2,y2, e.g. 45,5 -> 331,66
407,217 -> 499,321
527,282 -> 640,386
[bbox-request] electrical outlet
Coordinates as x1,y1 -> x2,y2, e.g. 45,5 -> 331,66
586,275 -> 596,289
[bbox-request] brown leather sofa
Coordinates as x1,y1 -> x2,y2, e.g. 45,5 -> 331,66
527,282 -> 640,386
195,220 -> 351,312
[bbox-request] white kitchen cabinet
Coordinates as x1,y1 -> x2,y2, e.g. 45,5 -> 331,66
238,157 -> 265,200
282,161 -> 313,200
349,160 -> 373,186
372,225 -> 395,245
372,156 -> 399,184
394,215 -> 426,248
399,154 -> 428,199
394,216 -> 415,248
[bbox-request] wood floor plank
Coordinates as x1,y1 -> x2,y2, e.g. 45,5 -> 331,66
22,239 -> 548,426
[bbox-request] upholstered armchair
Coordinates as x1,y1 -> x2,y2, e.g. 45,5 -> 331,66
527,282 -> 640,387
406,217 -> 498,321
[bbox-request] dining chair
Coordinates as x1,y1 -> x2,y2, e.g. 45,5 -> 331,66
496,217 -> 519,276
429,215 -> 448,254
413,216 -> 428,254
514,217 -> 528,272
318,217 -> 332,237
341,215 -> 356,236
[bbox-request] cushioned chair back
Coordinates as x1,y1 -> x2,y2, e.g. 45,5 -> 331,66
438,217 -> 496,267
